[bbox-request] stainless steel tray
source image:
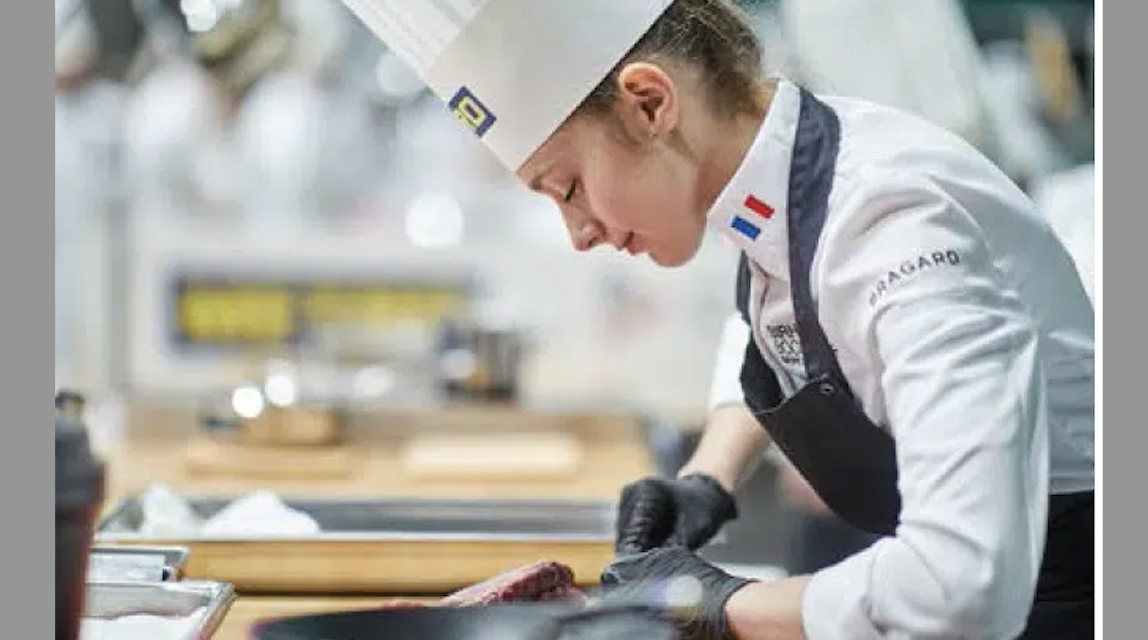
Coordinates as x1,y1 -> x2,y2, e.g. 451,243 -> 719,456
82,580 -> 235,640
89,546 -> 191,582
94,496 -> 619,593
97,496 -> 617,542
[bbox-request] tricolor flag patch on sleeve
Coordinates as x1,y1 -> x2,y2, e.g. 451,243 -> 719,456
729,194 -> 774,241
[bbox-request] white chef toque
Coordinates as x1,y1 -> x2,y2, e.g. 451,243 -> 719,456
338,0 -> 672,172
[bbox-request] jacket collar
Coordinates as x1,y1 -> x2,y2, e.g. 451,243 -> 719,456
706,77 -> 803,281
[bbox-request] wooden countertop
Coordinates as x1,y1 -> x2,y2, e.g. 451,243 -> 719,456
96,402 -> 657,638
103,434 -> 651,502
104,404 -> 657,502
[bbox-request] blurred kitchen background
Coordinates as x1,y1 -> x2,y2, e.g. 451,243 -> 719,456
54,0 -> 1096,430
56,0 -> 1096,617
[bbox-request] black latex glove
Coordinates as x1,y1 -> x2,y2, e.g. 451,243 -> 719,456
599,546 -> 755,640
615,474 -> 739,554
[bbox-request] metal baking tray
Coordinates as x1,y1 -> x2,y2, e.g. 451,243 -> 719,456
95,496 -> 619,594
81,580 -> 235,640
98,496 -> 616,542
89,546 -> 191,583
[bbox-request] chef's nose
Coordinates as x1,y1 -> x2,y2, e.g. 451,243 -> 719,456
571,222 -> 606,251
561,208 -> 604,252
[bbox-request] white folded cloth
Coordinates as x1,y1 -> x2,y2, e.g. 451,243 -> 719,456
138,485 -> 321,538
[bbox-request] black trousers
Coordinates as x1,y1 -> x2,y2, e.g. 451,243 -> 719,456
1018,491 -> 1095,640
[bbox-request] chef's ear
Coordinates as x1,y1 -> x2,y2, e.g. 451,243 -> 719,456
613,62 -> 680,140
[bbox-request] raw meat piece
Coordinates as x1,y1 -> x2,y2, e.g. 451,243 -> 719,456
537,586 -> 587,604
376,560 -> 584,609
441,560 -> 578,606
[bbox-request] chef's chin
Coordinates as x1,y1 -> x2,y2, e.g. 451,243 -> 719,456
649,244 -> 699,268
650,232 -> 707,268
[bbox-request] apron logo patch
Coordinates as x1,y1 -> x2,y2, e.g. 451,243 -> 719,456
868,250 -> 962,307
766,323 -> 803,366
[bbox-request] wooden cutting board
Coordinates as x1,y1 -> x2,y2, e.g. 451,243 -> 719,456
183,433 -> 360,480
398,430 -> 584,480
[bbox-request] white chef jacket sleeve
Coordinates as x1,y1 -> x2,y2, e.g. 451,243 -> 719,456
708,312 -> 751,410
799,170 -> 1050,640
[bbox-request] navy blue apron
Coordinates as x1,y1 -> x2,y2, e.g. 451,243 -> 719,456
735,88 -> 1093,639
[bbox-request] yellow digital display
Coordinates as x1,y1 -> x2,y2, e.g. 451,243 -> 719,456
169,275 -> 469,349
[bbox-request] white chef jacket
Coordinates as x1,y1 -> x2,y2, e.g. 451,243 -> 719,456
1030,165 -> 1096,304
705,79 -> 1094,640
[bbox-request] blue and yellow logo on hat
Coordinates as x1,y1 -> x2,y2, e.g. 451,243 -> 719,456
449,86 -> 496,137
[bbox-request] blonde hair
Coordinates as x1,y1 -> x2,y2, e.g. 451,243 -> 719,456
578,0 -> 766,120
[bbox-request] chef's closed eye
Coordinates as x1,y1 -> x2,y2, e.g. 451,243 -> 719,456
536,181 -> 572,205
528,171 -> 577,208
563,180 -> 579,203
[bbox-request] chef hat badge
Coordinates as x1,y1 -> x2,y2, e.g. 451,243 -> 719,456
338,0 -> 672,171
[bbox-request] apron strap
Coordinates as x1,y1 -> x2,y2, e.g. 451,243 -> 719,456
786,89 -> 854,394
735,252 -> 753,326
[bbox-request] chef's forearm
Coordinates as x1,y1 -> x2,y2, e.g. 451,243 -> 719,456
677,403 -> 769,492
725,576 -> 812,640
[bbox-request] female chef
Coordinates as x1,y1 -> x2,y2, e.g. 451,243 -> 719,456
338,1 -> 1094,639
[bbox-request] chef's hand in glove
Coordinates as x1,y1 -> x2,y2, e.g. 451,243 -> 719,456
614,474 -> 739,554
600,546 -> 754,640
